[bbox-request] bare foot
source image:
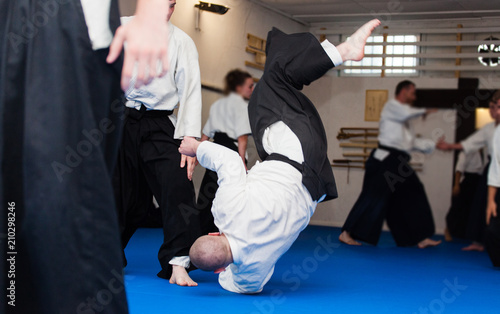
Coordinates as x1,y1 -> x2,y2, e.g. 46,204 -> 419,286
461,242 -> 484,252
444,228 -> 453,242
336,19 -> 381,62
339,231 -> 362,246
418,238 -> 442,249
169,265 -> 198,287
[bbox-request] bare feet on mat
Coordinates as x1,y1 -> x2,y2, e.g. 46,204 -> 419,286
339,231 -> 362,246
169,265 -> 198,287
461,242 -> 484,252
444,228 -> 453,242
337,19 -> 381,62
418,238 -> 442,249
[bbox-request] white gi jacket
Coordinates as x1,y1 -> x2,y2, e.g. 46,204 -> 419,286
196,122 -> 317,293
121,18 -> 202,139
378,99 -> 435,154
202,93 -> 251,140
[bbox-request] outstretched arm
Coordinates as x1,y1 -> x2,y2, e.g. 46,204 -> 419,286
436,138 -> 464,151
438,126 -> 487,152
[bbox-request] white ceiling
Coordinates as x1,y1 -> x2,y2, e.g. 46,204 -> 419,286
251,0 -> 500,25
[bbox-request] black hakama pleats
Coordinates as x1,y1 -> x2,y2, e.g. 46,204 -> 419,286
113,106 -> 200,279
342,147 -> 435,246
464,161 -> 490,243
485,188 -> 500,267
0,1 -> 128,313
446,172 -> 481,238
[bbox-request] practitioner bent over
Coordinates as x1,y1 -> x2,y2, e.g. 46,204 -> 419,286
340,81 -> 441,248
179,19 -> 381,293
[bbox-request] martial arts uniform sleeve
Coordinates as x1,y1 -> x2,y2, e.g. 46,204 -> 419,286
383,101 -> 426,123
81,0 -> 113,50
321,40 -> 343,67
197,141 -> 247,186
488,126 -> 500,187
231,100 -> 252,139
202,105 -> 216,139
455,152 -> 467,173
172,36 -> 202,139
218,263 -> 271,294
413,138 -> 435,154
461,126 -> 487,155
120,16 -> 133,26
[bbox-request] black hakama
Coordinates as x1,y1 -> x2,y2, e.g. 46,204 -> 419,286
0,1 -> 128,313
197,132 -> 239,235
446,172 -> 482,238
248,28 -> 338,202
464,161 -> 490,243
342,146 -> 435,246
114,106 -> 200,279
485,190 -> 500,267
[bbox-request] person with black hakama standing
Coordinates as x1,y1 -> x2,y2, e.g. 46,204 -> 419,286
485,93 -> 500,268
180,20 -> 382,294
445,151 -> 484,241
340,81 -> 442,248
437,95 -> 500,251
197,69 -> 254,234
0,0 -> 171,313
114,1 -> 202,287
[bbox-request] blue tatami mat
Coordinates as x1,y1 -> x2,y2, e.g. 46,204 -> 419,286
124,226 -> 499,314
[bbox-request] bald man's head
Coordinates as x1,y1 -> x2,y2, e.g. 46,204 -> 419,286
189,235 -> 232,271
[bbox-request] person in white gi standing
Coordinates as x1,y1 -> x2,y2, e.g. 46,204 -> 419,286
115,0 -> 202,286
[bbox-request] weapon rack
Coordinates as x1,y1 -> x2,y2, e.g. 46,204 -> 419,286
332,127 -> 423,182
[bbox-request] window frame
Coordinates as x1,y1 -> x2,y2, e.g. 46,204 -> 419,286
341,34 -> 421,77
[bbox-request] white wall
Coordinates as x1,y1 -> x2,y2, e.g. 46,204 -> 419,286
304,76 -> 458,234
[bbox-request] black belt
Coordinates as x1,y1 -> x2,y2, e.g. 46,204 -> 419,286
125,104 -> 174,120
377,143 -> 410,159
464,171 -> 481,176
266,153 -> 304,173
213,132 -> 238,153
